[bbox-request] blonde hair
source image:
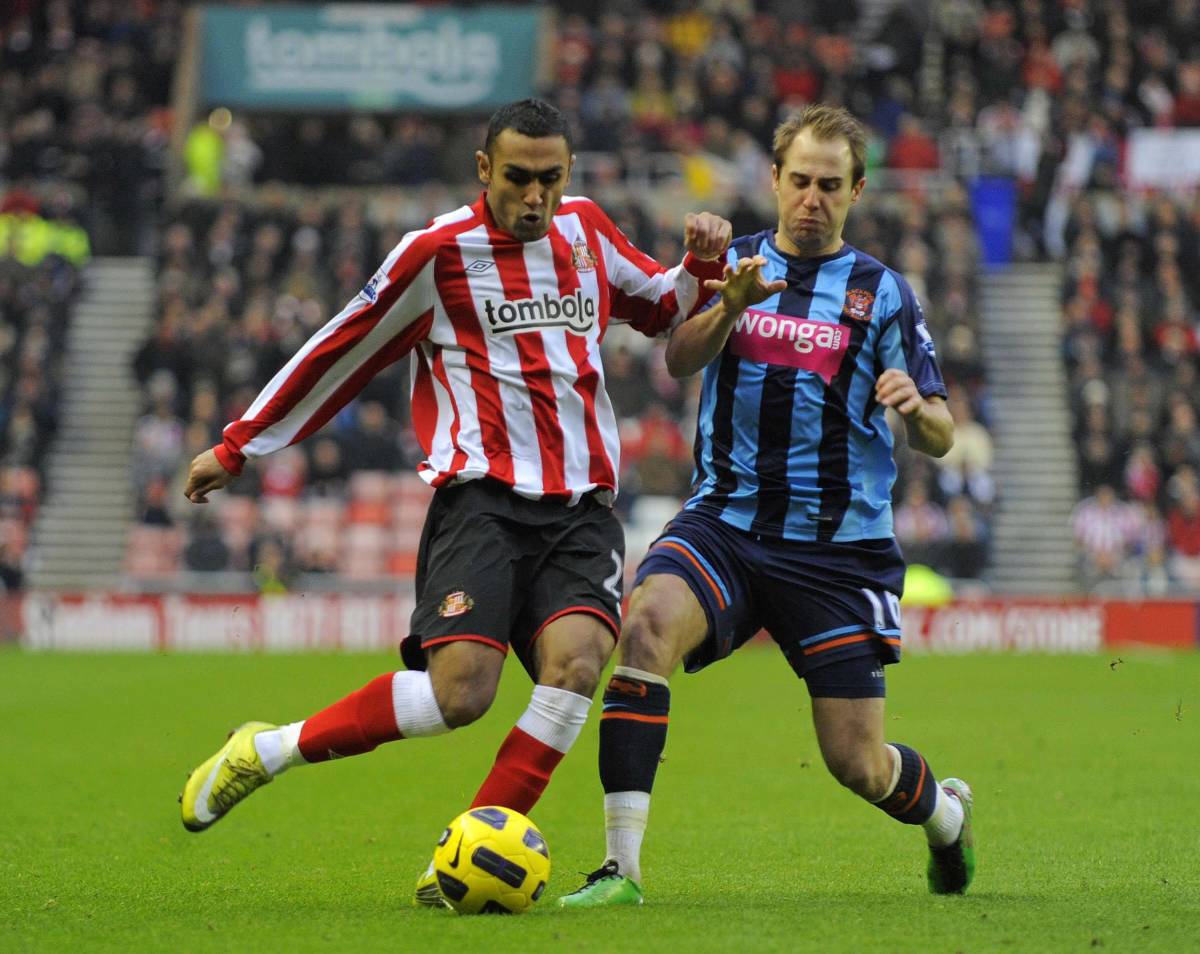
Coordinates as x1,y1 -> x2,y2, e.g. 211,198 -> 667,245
772,105 -> 867,183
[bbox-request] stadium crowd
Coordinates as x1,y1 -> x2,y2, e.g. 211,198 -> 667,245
9,0 -> 1200,592
0,195 -> 85,592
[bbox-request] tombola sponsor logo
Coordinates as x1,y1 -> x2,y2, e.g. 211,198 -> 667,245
482,290 -> 596,335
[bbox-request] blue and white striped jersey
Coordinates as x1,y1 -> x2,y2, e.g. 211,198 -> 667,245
684,231 -> 947,542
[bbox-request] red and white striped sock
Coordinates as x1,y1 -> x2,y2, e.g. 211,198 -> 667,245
254,670 -> 449,774
469,684 -> 591,813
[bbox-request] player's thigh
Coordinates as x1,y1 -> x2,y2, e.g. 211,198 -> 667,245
619,573 -> 710,676
533,613 -> 616,697
517,500 -> 624,681
758,538 -> 905,679
630,509 -> 760,676
406,482 -> 521,668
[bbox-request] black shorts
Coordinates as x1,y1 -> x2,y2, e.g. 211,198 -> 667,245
401,479 -> 624,679
634,508 -> 903,697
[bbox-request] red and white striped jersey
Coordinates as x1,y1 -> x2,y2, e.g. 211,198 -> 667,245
215,193 -> 723,503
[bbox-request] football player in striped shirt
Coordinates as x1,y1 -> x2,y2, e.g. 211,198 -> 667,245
177,100 -> 732,905
561,105 -> 975,908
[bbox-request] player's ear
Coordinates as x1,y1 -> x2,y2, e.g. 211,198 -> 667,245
476,150 -> 491,187
771,162 -> 781,194
850,178 -> 866,204
565,153 -> 576,187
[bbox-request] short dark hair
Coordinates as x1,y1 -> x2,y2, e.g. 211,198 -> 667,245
484,99 -> 573,155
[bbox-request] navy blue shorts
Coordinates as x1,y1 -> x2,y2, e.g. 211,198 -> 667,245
633,508 -> 905,697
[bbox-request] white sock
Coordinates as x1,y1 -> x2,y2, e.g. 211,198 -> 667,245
605,791 -> 651,884
923,783 -> 965,847
875,743 -> 903,802
391,670 -> 450,738
254,721 -> 305,777
518,684 -> 592,752
612,665 -> 670,687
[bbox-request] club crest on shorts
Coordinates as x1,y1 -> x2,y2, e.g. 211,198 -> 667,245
438,590 -> 474,618
842,288 -> 875,321
571,238 -> 598,272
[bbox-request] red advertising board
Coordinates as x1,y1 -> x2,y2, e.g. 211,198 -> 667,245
17,593 -> 1199,652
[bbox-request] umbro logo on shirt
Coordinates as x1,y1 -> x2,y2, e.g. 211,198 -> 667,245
465,259 -> 495,273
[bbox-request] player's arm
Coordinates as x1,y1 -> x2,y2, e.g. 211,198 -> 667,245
664,256 -> 788,378
875,371 -> 954,458
594,206 -> 730,336
184,238 -> 437,503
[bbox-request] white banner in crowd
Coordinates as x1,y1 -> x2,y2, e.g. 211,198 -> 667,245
1126,129 -> 1200,189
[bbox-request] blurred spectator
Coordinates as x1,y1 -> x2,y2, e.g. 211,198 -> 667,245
1165,468 -> 1200,587
934,385 -> 995,506
940,495 -> 990,580
894,480 -> 950,568
886,114 -> 940,170
252,537 -> 293,594
344,401 -> 404,473
184,511 -> 231,573
1071,483 -> 1140,590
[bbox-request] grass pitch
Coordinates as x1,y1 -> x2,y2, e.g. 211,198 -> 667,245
2,647 -> 1197,953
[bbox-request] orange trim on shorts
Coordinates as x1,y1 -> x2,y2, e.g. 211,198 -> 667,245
531,605 -> 620,647
421,634 -> 508,655
802,633 -> 901,656
600,711 -> 669,724
656,541 -> 727,610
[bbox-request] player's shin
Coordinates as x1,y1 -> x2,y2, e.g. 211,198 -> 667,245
256,670 -> 450,773
597,666 -> 671,884
469,684 -> 592,813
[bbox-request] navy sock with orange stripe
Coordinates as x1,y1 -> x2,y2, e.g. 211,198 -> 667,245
874,743 -> 939,825
599,668 -> 670,794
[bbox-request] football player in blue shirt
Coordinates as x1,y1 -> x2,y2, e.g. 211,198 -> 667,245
561,105 -> 974,907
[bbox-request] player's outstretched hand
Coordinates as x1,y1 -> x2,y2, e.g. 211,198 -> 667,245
703,256 -> 788,314
683,212 -> 732,261
184,448 -> 236,503
874,368 -> 925,418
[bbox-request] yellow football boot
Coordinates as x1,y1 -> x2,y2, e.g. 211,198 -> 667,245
180,721 -> 276,832
413,859 -> 449,908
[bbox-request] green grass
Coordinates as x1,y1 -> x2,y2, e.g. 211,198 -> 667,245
1,647 -> 1197,953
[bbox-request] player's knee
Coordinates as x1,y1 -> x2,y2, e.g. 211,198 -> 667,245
434,679 -> 496,728
619,606 -> 678,673
539,652 -> 604,697
824,749 -> 890,801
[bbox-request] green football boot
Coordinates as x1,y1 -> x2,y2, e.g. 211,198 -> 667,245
180,722 -> 276,832
559,861 -> 644,908
413,859 -> 449,908
927,778 -> 975,894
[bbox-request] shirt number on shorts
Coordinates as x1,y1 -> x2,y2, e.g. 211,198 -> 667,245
603,550 -> 624,612
861,587 -> 901,632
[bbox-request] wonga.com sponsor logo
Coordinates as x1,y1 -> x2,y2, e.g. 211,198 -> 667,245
729,308 -> 851,382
